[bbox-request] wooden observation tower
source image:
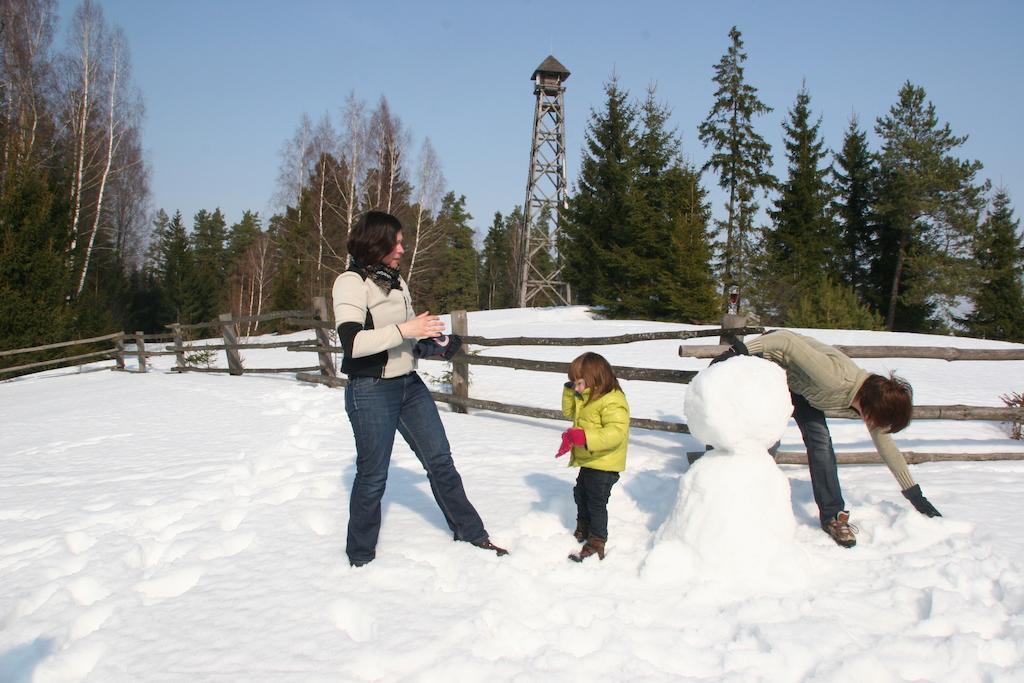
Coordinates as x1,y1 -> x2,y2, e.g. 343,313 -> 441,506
517,55 -> 570,307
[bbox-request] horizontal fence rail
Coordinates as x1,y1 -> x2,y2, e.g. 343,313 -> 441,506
679,344 -> 1024,361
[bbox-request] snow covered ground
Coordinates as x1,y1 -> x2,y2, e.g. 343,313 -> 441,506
2,307 -> 1023,682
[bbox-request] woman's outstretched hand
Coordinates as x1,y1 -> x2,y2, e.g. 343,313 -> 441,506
398,311 -> 446,339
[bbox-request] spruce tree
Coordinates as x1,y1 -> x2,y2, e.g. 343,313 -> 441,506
959,190 -> 1024,341
159,211 -> 200,324
561,77 -> 638,310
227,211 -> 264,268
871,81 -> 987,331
831,116 -> 877,297
415,192 -> 478,314
785,274 -> 882,330
0,167 -> 73,355
762,84 -> 835,321
479,210 -> 520,310
698,26 -> 776,311
632,88 -> 717,321
191,208 -> 229,322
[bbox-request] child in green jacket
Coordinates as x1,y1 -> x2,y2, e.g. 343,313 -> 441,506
557,352 -> 630,562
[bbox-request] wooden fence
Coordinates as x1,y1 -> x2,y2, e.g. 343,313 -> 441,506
288,312 -> 1024,464
3,305 -> 1022,464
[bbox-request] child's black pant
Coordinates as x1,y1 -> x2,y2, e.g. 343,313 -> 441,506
573,467 -> 620,539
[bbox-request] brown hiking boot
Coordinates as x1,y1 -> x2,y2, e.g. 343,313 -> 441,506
569,535 -> 606,562
472,538 -> 509,557
822,511 -> 858,548
573,519 -> 588,543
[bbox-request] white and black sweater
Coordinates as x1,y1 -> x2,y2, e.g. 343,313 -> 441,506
332,271 -> 417,378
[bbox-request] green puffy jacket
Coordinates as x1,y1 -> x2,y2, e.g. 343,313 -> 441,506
561,385 -> 630,472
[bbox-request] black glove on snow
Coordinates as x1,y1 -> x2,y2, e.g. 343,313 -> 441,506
412,334 -> 463,361
902,484 -> 942,517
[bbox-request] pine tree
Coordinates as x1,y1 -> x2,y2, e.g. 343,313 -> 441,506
479,209 -> 520,310
959,191 -> 1024,341
698,26 -> 776,311
0,167 -> 73,355
762,84 -> 836,321
784,274 -> 883,330
227,210 -> 264,267
144,209 -> 171,275
561,77 -> 639,311
871,81 -> 987,332
831,116 -> 877,297
414,192 -> 478,313
191,208 -> 229,322
631,88 -> 717,321
159,211 -> 200,324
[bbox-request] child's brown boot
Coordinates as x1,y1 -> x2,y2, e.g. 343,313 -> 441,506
569,535 -> 606,562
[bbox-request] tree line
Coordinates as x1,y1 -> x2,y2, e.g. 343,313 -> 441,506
3,6 -> 1022,358
557,27 -> 1023,341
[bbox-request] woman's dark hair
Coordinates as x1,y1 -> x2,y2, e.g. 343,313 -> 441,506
347,211 -> 402,266
568,352 -> 622,401
856,373 -> 913,433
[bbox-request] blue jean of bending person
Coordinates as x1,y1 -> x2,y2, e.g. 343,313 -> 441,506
344,372 -> 488,565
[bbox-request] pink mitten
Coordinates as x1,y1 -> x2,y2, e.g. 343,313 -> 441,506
566,428 -> 586,447
556,431 -> 573,458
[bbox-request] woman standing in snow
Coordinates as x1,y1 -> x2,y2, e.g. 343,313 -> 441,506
557,352 -> 630,562
708,330 -> 941,548
333,211 -> 507,567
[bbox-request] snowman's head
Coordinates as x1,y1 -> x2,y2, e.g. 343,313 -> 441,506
684,355 -> 793,455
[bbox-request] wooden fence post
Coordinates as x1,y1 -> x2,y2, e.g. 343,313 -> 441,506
171,324 -> 185,371
134,331 -> 147,373
312,296 -> 337,378
451,310 -> 469,414
220,313 -> 244,376
718,313 -> 747,347
113,333 -> 126,371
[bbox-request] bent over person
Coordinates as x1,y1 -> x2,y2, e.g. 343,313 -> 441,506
711,330 -> 941,548
333,211 -> 507,567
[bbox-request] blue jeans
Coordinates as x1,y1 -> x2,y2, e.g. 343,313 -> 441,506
573,467 -> 620,540
344,372 -> 487,565
791,392 -> 845,525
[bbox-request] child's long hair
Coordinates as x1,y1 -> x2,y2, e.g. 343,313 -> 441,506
569,352 -> 622,401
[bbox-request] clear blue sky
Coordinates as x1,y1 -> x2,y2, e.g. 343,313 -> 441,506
58,0 -> 1024,239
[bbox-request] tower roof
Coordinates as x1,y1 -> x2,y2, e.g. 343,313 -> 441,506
531,55 -> 570,81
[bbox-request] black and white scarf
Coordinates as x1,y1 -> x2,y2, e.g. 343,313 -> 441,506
348,258 -> 402,294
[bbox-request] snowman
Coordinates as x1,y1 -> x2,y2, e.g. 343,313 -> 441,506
644,355 -> 808,588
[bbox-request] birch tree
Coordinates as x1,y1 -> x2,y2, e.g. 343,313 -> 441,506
0,0 -> 57,181
74,26 -> 137,297
365,96 -> 410,213
405,136 -> 445,284
62,0 -> 105,271
336,92 -> 367,255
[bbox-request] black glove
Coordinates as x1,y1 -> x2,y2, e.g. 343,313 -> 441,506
902,484 -> 942,517
710,340 -> 750,365
412,334 -> 463,361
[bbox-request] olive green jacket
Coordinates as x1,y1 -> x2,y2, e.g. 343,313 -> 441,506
745,330 -> 915,491
561,386 -> 630,472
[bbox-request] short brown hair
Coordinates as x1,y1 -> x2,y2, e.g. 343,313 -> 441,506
856,373 -> 913,433
347,211 -> 402,266
568,352 -> 622,401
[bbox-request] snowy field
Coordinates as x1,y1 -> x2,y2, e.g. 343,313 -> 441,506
2,307 -> 1023,682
